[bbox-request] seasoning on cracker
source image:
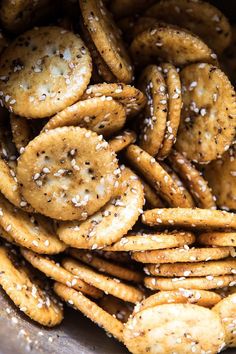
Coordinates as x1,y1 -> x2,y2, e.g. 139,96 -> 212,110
57,167 -> 144,248
21,249 -> 102,298
124,303 -> 225,354
17,126 -> 119,221
0,26 -> 92,118
175,63 -> 236,163
0,245 -> 63,327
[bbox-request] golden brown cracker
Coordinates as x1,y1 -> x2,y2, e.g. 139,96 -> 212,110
57,167 -> 144,248
17,127 -> 119,221
0,27 -> 92,118
175,63 -> 236,163
62,257 -> 144,303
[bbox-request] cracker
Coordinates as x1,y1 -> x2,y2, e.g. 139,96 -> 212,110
141,178 -> 165,208
68,249 -> 143,283
131,23 -> 218,67
142,208 -> 236,229
145,275 -> 236,291
54,283 -> 124,342
104,231 -> 195,252
80,20 -> 117,83
83,83 -> 146,117
199,231 -> 236,247
0,0 -> 52,33
0,157 -> 32,211
109,130 -> 137,153
132,246 -> 232,264
137,289 -> 222,311
175,63 -> 236,163
160,161 -> 195,207
213,293 -> 236,347
99,295 -> 133,323
145,0 -> 231,54
57,167 -> 144,248
62,258 -> 144,303
157,63 -> 182,159
42,97 -> 126,138
0,194 -> 66,254
21,249 -> 102,299
204,146 -> 236,210
17,126 -> 119,221
80,0 -> 133,83
138,65 -> 168,156
10,114 -> 31,153
168,150 -> 216,209
124,303 -> 225,354
0,26 -> 92,118
125,144 -> 194,207
0,246 -> 63,327
146,258 -> 236,277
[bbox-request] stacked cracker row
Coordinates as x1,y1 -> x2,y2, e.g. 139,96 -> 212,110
0,0 -> 235,353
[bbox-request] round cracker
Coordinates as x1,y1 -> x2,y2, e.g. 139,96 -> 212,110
68,249 -> 143,283
131,23 -> 218,68
213,293 -> 236,347
168,150 -> 216,208
137,289 -> 222,311
0,246 -> 63,327
17,126 -> 119,221
199,231 -> 236,247
145,0 -> 231,54
175,63 -> 236,163
54,282 -> 124,341
0,0 -> 52,33
141,178 -> 165,208
10,114 -> 31,153
21,249 -> 102,299
0,194 -> 66,254
109,130 -> 137,153
99,295 -> 133,323
42,97 -> 126,137
0,26 -> 92,118
125,144 -> 194,207
204,146 -> 236,210
146,258 -> 236,277
124,303 -> 225,354
145,275 -> 236,291
160,161 -> 195,207
157,63 -> 182,159
0,157 -> 32,211
62,257 -> 144,304
132,246 -> 232,264
83,83 -> 146,117
80,19 -> 116,83
80,0 -> 133,83
57,167 -> 144,248
142,208 -> 236,229
104,231 -> 195,252
138,65 -> 168,156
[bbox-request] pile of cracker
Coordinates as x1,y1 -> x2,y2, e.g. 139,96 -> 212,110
0,0 -> 235,353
